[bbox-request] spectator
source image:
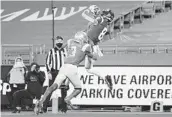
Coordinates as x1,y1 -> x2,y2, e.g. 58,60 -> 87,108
5,56 -> 28,109
43,36 -> 69,113
12,62 -> 45,113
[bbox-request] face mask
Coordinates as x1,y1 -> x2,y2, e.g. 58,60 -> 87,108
13,62 -> 24,68
56,43 -> 63,48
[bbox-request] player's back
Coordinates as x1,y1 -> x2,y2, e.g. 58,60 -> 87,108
87,17 -> 109,44
65,39 -> 87,66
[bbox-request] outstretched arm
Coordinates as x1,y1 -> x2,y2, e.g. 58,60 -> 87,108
101,24 -> 115,43
82,9 -> 95,23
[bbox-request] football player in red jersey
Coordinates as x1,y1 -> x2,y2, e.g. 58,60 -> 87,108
87,9 -> 115,44
85,9 -> 115,90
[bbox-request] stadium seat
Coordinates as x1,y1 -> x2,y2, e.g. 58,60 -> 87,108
113,15 -> 124,32
153,1 -> 166,13
123,10 -> 135,28
134,7 -> 144,23
165,1 -> 172,10
142,3 -> 155,18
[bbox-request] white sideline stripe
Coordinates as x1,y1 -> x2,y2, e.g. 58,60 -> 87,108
69,111 -> 172,114
1,112 -> 172,116
132,34 -> 142,37
1,113 -> 32,116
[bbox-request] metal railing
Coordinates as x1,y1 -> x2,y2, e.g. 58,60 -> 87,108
1,44 -> 46,65
2,43 -> 172,65
100,43 -> 172,54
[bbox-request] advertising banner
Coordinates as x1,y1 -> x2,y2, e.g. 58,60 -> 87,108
40,67 -> 172,106
2,67 -> 172,105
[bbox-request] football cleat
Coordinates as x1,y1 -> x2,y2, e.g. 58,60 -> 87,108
34,100 -> 42,115
64,98 -> 79,110
105,75 -> 113,90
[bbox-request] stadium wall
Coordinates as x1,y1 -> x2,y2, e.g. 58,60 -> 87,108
34,53 -> 172,66
1,65 -> 172,106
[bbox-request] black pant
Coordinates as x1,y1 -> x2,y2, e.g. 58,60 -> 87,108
7,84 -> 25,108
60,87 -> 67,111
13,89 -> 41,108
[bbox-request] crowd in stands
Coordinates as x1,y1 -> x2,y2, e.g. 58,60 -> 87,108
3,57 -> 44,112
2,57 -> 67,113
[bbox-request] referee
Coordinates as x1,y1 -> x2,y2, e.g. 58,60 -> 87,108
43,36 -> 68,113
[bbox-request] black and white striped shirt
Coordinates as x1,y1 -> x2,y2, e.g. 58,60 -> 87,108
46,47 -> 67,72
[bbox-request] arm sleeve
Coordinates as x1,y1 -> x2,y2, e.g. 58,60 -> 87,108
4,68 -> 13,83
45,49 -> 52,72
4,72 -> 10,83
25,72 -> 30,84
82,9 -> 95,23
82,44 -> 91,52
38,72 -> 45,86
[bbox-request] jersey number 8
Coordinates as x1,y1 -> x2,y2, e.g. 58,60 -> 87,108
98,27 -> 108,41
68,46 -> 76,57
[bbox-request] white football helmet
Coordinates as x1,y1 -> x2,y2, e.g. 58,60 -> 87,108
74,31 -> 88,43
89,5 -> 101,17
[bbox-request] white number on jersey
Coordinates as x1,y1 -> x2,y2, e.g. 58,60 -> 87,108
68,46 -> 76,57
98,27 -> 108,41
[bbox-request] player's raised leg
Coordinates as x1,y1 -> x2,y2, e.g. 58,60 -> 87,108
62,64 -> 82,109
85,45 -> 112,89
34,68 -> 67,115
